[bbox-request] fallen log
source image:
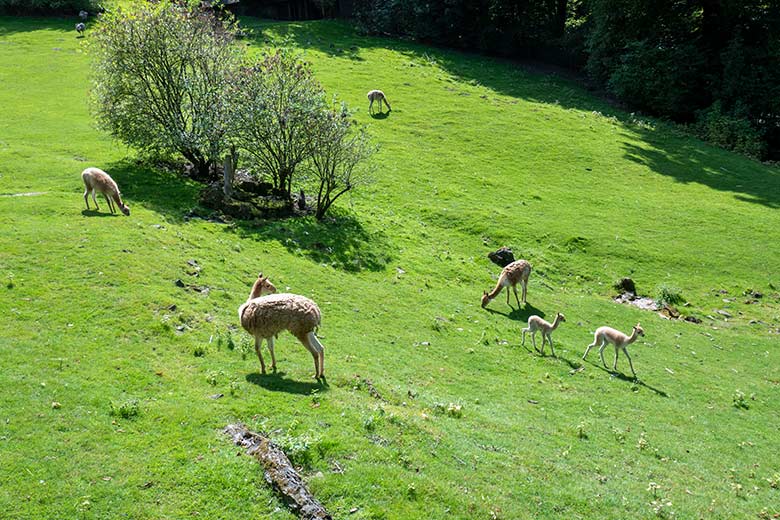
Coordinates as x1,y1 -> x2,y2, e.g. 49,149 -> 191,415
224,423 -> 332,520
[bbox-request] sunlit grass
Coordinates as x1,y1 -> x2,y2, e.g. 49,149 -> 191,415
1,15 -> 779,519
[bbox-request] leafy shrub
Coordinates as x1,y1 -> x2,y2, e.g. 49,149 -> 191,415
109,398 -> 140,419
232,48 -> 327,199
655,284 -> 684,306
308,104 -> 377,220
694,102 -> 765,159
275,432 -> 320,467
607,40 -> 705,119
732,390 -> 749,409
90,1 -> 242,180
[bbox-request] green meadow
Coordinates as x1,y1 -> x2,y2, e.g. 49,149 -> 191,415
1,15 -> 779,519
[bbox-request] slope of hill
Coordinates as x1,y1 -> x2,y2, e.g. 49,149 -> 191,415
1,16 -> 779,519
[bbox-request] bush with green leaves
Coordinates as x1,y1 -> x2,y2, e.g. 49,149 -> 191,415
90,0 -> 243,180
655,284 -> 684,306
694,102 -> 765,159
607,41 -> 705,118
308,104 -> 377,220
232,48 -> 327,199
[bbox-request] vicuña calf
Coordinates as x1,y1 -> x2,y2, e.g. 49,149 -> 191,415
582,323 -> 645,377
81,167 -> 130,215
522,312 -> 565,356
238,274 -> 326,379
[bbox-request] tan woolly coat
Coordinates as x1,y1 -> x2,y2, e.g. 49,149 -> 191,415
500,260 -> 531,285
239,293 -> 321,339
82,167 -> 122,199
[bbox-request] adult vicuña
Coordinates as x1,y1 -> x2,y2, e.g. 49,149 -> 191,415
367,89 -> 391,114
81,167 -> 130,215
238,274 -> 326,379
522,312 -> 565,356
481,259 -> 532,309
582,323 -> 645,377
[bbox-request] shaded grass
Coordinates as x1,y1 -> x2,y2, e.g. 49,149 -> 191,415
1,14 -> 780,520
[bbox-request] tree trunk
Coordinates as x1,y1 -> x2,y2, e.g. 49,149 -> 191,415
224,424 -> 332,520
554,0 -> 567,38
223,153 -> 234,198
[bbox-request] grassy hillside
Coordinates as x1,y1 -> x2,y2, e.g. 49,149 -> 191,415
1,15 -> 779,519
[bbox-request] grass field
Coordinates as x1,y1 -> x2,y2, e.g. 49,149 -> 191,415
1,14 -> 780,519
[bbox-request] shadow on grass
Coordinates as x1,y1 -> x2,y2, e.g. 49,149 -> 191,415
0,16 -> 73,38
484,302 -> 544,322
231,210 -> 393,272
246,371 -> 328,395
104,159 -> 202,220
81,209 -> 118,218
622,140 -> 780,209
244,18 -> 780,208
584,359 -> 669,397
369,111 -> 391,120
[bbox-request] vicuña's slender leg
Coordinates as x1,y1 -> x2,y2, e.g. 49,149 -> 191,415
599,341 -> 608,368
298,333 -> 321,379
512,285 -> 521,307
521,280 -> 527,304
92,190 -> 99,210
583,339 -> 597,360
548,334 -> 556,357
521,327 -> 528,346
254,337 -> 266,374
309,332 -> 325,378
624,349 -> 637,377
531,332 -> 538,352
267,336 -> 277,371
613,348 -> 619,371
84,190 -> 90,210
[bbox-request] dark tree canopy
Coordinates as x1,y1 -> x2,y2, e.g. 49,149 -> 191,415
355,0 -> 780,159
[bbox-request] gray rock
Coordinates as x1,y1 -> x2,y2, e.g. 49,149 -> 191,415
487,247 -> 515,267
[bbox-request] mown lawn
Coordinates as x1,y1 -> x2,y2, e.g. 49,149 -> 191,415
1,14 -> 779,520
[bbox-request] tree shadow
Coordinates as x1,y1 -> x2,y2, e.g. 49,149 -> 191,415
622,139 -> 780,209
242,17 -> 780,208
246,371 -> 329,395
231,210 -> 393,272
585,359 -> 669,397
0,16 -> 74,38
484,302 -> 545,322
103,159 -> 202,220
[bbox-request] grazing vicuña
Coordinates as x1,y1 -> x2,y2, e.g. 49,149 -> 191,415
481,259 -> 532,309
81,167 -> 130,215
367,89 -> 391,114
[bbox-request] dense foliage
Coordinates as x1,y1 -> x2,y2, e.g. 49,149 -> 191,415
232,49 -> 328,198
0,0 -> 95,14
308,104 -> 377,220
90,1 -> 242,180
90,2 -> 375,217
355,0 -> 780,159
